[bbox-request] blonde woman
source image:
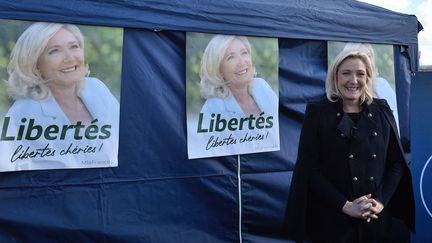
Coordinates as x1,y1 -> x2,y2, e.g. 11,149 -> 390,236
286,50 -> 414,242
343,42 -> 399,132
2,22 -> 119,171
199,35 -> 277,118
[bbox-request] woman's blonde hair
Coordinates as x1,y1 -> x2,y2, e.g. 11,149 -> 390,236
7,22 -> 88,101
199,35 -> 254,99
325,50 -> 375,105
343,42 -> 378,75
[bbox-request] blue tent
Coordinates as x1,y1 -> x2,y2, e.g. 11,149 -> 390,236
0,0 -> 421,242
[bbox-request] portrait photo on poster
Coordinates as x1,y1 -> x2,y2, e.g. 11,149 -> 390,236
328,41 -> 399,133
0,20 -> 123,172
186,32 -> 279,159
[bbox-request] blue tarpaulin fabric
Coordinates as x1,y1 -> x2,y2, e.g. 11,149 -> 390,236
0,0 -> 421,242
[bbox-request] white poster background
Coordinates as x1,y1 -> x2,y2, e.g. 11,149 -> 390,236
186,33 -> 279,159
0,20 -> 122,172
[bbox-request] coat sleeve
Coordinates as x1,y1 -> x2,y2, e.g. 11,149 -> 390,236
376,99 -> 416,232
302,103 -> 347,212
285,102 -> 345,240
285,103 -> 319,241
376,130 -> 403,206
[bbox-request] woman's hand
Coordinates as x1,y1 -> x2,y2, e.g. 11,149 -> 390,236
366,198 -> 384,221
342,194 -> 383,222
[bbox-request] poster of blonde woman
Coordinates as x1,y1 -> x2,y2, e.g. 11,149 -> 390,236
186,33 -> 279,159
0,20 -> 123,171
328,41 -> 399,132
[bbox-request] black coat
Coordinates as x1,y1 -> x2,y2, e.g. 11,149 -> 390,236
285,98 -> 415,242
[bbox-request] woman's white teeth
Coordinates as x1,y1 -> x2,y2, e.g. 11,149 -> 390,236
346,87 -> 358,91
237,69 -> 247,75
61,66 -> 76,73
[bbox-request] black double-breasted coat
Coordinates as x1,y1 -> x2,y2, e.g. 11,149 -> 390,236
285,98 -> 415,242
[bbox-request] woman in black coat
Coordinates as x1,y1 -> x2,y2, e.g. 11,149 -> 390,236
285,50 -> 415,243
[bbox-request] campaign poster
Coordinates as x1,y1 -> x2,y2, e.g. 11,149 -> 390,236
0,20 -> 122,171
327,41 -> 398,131
186,33 -> 279,159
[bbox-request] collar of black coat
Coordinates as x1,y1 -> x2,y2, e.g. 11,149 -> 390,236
335,98 -> 375,139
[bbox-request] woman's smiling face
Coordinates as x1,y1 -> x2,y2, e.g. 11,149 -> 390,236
336,57 -> 367,102
37,28 -> 85,88
219,38 -> 254,89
